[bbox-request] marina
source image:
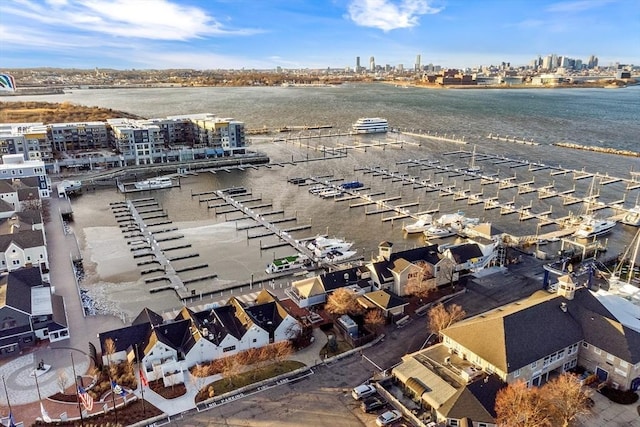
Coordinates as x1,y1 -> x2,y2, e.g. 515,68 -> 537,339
37,84 -> 640,323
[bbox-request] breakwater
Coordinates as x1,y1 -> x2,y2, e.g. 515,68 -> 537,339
552,142 -> 640,158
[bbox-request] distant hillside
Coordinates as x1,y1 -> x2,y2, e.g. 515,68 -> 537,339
0,101 -> 144,124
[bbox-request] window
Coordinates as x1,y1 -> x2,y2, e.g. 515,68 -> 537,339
582,342 -> 589,349
531,361 -> 537,369
563,359 -> 577,371
620,360 -> 629,369
514,369 -> 521,378
607,353 -> 615,362
594,348 -> 602,355
223,345 -> 236,353
568,343 -> 578,355
449,420 -> 458,427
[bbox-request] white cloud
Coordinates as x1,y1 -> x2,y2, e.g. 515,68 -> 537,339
4,0 -> 260,41
545,0 -> 615,13
347,0 -> 442,31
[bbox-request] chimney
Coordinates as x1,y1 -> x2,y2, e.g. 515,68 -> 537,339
560,302 -> 568,313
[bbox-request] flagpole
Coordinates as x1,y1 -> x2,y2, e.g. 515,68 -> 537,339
135,343 -> 146,415
2,375 -> 12,416
107,352 -> 118,426
70,353 -> 85,427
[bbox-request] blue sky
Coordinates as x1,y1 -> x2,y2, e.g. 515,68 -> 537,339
1,0 -> 638,70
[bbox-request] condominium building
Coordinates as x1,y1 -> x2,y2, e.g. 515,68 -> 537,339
107,118 -> 165,165
48,121 -> 109,152
0,113 -> 247,167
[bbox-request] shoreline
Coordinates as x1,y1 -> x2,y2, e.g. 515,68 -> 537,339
385,80 -> 638,90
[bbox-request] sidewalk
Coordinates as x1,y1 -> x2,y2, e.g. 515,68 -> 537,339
130,328 -> 328,417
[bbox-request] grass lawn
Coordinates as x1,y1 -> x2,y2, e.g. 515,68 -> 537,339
196,360 -> 305,402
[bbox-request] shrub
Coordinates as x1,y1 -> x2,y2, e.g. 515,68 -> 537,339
600,387 -> 639,405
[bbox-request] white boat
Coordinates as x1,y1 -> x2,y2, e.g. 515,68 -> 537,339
424,225 -> 456,239
135,177 -> 173,190
402,214 -> 433,233
319,189 -> 343,198
352,118 -> 389,134
621,205 -> 640,227
266,254 -> 310,274
322,249 -> 357,263
435,211 -> 479,230
308,236 -> 354,257
572,215 -> 616,239
309,185 -> 327,194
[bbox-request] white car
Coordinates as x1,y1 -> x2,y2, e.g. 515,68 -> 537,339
375,409 -> 402,426
351,383 -> 376,400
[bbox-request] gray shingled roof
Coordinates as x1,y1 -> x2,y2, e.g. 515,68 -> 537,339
0,229 -> 45,251
443,288 -> 640,371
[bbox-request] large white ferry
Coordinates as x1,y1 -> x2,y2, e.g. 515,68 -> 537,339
352,118 -> 389,134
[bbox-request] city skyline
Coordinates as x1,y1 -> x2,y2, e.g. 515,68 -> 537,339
1,0 -> 639,70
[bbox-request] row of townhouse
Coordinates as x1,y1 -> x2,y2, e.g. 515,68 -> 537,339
98,290 -> 301,386
0,155 -> 69,356
287,236 -> 499,313
0,113 -> 247,167
389,274 -> 640,426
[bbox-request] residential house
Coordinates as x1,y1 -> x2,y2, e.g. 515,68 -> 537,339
442,243 -> 492,273
0,225 -> 49,281
0,267 -> 69,357
358,290 -> 409,319
286,265 -> 372,308
367,242 -> 457,296
98,290 -> 301,385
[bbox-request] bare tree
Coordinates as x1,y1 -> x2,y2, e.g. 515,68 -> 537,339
220,354 -> 242,386
405,260 -> 437,298
427,303 -> 466,335
104,338 -> 118,379
364,309 -> 386,335
190,364 -> 208,396
495,380 -> 551,427
57,369 -> 69,393
325,288 -> 363,317
544,373 -> 592,427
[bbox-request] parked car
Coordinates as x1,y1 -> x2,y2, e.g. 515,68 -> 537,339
375,409 -> 402,426
351,383 -> 376,400
361,395 -> 386,413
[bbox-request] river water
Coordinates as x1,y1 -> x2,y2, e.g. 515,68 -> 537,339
10,84 -> 640,320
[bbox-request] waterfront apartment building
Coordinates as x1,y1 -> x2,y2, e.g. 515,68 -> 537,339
107,118 -> 165,165
191,116 -> 246,154
0,113 -> 247,168
47,121 -> 109,153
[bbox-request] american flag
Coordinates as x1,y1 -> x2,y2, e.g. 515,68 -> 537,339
78,385 -> 94,411
139,368 -> 149,387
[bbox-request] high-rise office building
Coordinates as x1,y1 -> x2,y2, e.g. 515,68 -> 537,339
369,56 -> 375,72
415,54 -> 421,71
356,56 -> 361,72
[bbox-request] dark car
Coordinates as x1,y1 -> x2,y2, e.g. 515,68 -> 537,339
361,395 -> 386,413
